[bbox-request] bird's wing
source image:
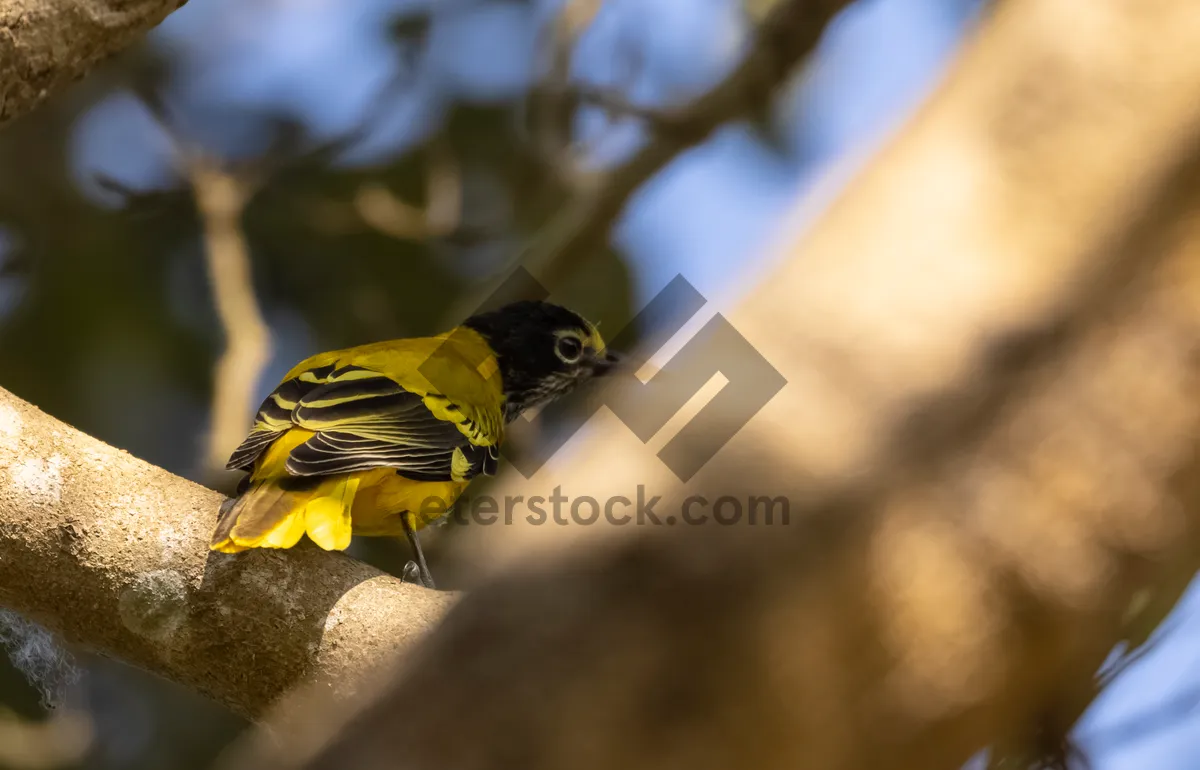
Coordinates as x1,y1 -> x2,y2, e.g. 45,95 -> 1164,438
287,365 -> 498,480
224,360 -> 337,472
225,331 -> 505,482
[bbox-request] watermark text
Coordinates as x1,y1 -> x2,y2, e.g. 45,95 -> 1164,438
416,486 -> 791,527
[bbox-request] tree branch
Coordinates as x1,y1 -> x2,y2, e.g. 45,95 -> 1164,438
526,0 -> 604,168
0,0 -> 187,127
0,387 -> 456,719
120,92 -> 274,481
528,0 -> 852,289
189,161 -> 274,478
446,0 -> 853,325
352,139 -> 462,242
221,1 -> 1200,768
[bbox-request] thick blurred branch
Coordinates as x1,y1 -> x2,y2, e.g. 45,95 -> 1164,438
527,0 -> 605,167
0,387 -> 455,718
226,1 -> 1200,769
0,0 -> 185,127
123,92 -> 275,479
190,162 -> 273,476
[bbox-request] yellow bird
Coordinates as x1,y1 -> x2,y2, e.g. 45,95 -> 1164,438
210,300 -> 615,588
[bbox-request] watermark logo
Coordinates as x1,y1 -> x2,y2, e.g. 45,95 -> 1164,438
420,268 -> 786,482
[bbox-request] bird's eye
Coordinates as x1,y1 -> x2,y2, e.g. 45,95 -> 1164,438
555,335 -> 584,364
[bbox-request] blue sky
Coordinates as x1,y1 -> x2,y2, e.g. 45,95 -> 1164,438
63,0 -> 1200,765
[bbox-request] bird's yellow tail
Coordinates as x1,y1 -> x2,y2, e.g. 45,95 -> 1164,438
211,475 -> 361,553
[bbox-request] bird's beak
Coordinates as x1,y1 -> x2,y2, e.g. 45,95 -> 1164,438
590,349 -> 622,375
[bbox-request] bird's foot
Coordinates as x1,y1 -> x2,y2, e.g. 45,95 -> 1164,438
401,560 -> 436,590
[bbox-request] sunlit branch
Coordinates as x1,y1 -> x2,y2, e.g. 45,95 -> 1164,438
190,162 -> 273,477
0,387 -> 456,719
0,0 -> 186,127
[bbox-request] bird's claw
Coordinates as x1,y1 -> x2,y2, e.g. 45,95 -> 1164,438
401,560 -> 436,590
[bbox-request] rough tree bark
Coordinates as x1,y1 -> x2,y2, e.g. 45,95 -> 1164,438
0,0 -> 188,127
216,1 -> 1200,769
0,387 -> 455,718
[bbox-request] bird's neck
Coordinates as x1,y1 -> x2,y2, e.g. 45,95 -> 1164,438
459,320 -> 544,422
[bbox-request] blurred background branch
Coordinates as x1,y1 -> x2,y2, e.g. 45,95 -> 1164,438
476,0 -> 855,308
190,162 -> 271,479
352,139 -> 463,241
98,89 -> 276,481
527,0 -> 605,169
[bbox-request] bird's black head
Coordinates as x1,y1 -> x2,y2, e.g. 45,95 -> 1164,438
463,300 -> 617,420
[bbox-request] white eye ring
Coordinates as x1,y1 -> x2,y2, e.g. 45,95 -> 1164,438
555,335 -> 584,364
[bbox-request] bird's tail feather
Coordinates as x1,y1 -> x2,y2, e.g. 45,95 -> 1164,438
210,475 -> 360,553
